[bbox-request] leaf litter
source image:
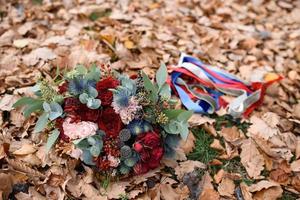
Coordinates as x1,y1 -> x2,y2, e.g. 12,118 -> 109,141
1,0 -> 300,199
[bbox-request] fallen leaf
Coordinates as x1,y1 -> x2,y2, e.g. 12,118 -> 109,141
22,47 -> 57,66
240,139 -> 265,179
240,182 -> 253,200
175,160 -> 206,180
296,137 -> 300,159
13,39 -> 29,48
217,177 -> 235,197
249,180 -> 280,192
188,114 -> 215,127
253,184 -> 283,200
199,188 -> 220,200
210,139 -> 225,151
248,115 -> 278,140
291,160 -> 300,172
220,126 -> 244,144
0,173 -> 13,200
106,181 -> 130,199
0,95 -> 18,111
179,131 -> 196,154
13,143 -> 37,155
214,169 -> 225,184
269,168 -> 289,185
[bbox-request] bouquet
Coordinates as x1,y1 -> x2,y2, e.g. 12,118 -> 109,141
13,64 -> 192,176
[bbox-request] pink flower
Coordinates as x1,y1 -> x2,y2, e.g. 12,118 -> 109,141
107,155 -> 120,167
62,118 -> 98,140
112,96 -> 142,124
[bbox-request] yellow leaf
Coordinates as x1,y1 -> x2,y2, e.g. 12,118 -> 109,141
264,73 -> 280,82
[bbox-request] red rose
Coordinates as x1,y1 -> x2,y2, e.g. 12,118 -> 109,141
78,104 -> 100,122
97,107 -> 123,138
55,118 -> 69,142
58,81 -> 69,94
133,131 -> 164,174
133,162 -> 149,175
96,77 -> 119,106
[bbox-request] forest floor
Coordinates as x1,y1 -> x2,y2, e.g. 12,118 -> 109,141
0,0 -> 300,199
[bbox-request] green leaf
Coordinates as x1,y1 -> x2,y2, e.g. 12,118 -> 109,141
82,150 -> 95,165
87,98 -> 101,109
74,139 -> 90,150
159,83 -> 171,99
124,157 -> 137,167
47,102 -> 63,120
163,109 -> 186,120
180,124 -> 189,140
142,71 -> 158,102
86,64 -> 101,81
87,86 -> 98,98
79,93 -> 89,104
177,110 -> 193,122
13,97 -> 37,108
75,64 -> 88,75
87,137 -> 96,145
156,63 -> 168,88
43,102 -> 51,112
23,100 -> 43,118
90,145 -> 101,156
46,129 -> 60,152
33,112 -> 49,133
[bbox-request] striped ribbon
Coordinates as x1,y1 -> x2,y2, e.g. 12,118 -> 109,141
169,53 -> 282,118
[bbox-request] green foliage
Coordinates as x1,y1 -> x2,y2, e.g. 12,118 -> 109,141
213,114 -> 251,133
141,63 -> 171,102
73,134 -> 103,160
33,112 -> 49,133
187,128 -> 218,164
163,110 -> 193,140
79,87 -> 101,109
280,191 -> 298,200
46,129 -> 60,152
43,102 -> 63,120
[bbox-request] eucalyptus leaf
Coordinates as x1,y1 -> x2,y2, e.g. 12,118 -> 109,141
87,136 -> 96,145
87,86 -> 98,98
87,98 -> 101,109
48,102 -> 63,120
124,157 -> 137,167
46,129 -> 60,152
156,63 -> 168,88
33,112 -> 49,133
163,109 -> 186,120
180,125 -> 189,140
13,97 -> 37,108
141,71 -> 158,102
86,64 -> 101,81
23,100 -> 43,118
75,64 -> 88,75
159,83 -> 171,99
79,93 -> 89,104
43,102 -> 51,112
90,145 -> 101,156
177,110 -> 193,122
82,150 -> 95,165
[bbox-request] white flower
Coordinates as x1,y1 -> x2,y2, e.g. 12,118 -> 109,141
63,118 -> 98,140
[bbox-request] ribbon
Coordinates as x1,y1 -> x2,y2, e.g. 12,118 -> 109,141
169,53 -> 282,118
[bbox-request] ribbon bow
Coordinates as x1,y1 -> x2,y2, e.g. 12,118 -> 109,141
169,53 -> 282,118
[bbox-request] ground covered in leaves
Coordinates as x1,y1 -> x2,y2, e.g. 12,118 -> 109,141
1,0 -> 300,199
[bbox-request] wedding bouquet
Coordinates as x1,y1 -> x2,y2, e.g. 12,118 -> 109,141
13,64 -> 192,176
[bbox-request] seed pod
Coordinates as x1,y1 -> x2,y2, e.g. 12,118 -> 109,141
120,145 -> 132,159
119,129 -> 131,142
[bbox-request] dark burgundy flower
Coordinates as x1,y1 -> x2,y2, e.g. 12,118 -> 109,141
96,77 -> 119,106
133,131 -> 164,174
78,104 -> 100,122
55,118 -> 69,142
58,81 -> 69,94
97,107 -> 123,138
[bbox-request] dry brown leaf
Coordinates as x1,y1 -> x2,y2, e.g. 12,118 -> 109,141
217,177 -> 235,197
0,95 -> 18,111
291,160 -> 300,172
248,180 -> 280,192
188,114 -> 215,127
13,143 -> 37,155
220,126 -> 244,145
175,160 -> 206,180
6,158 -> 46,178
179,132 -> 196,154
269,168 -> 290,185
248,115 -> 278,140
0,173 -> 13,200
210,139 -> 225,151
160,184 -> 189,200
22,47 -> 57,66
214,169 -> 225,184
199,188 -> 220,200
296,137 -> 300,159
240,182 -> 253,200
253,185 -> 283,200
240,139 -> 265,179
